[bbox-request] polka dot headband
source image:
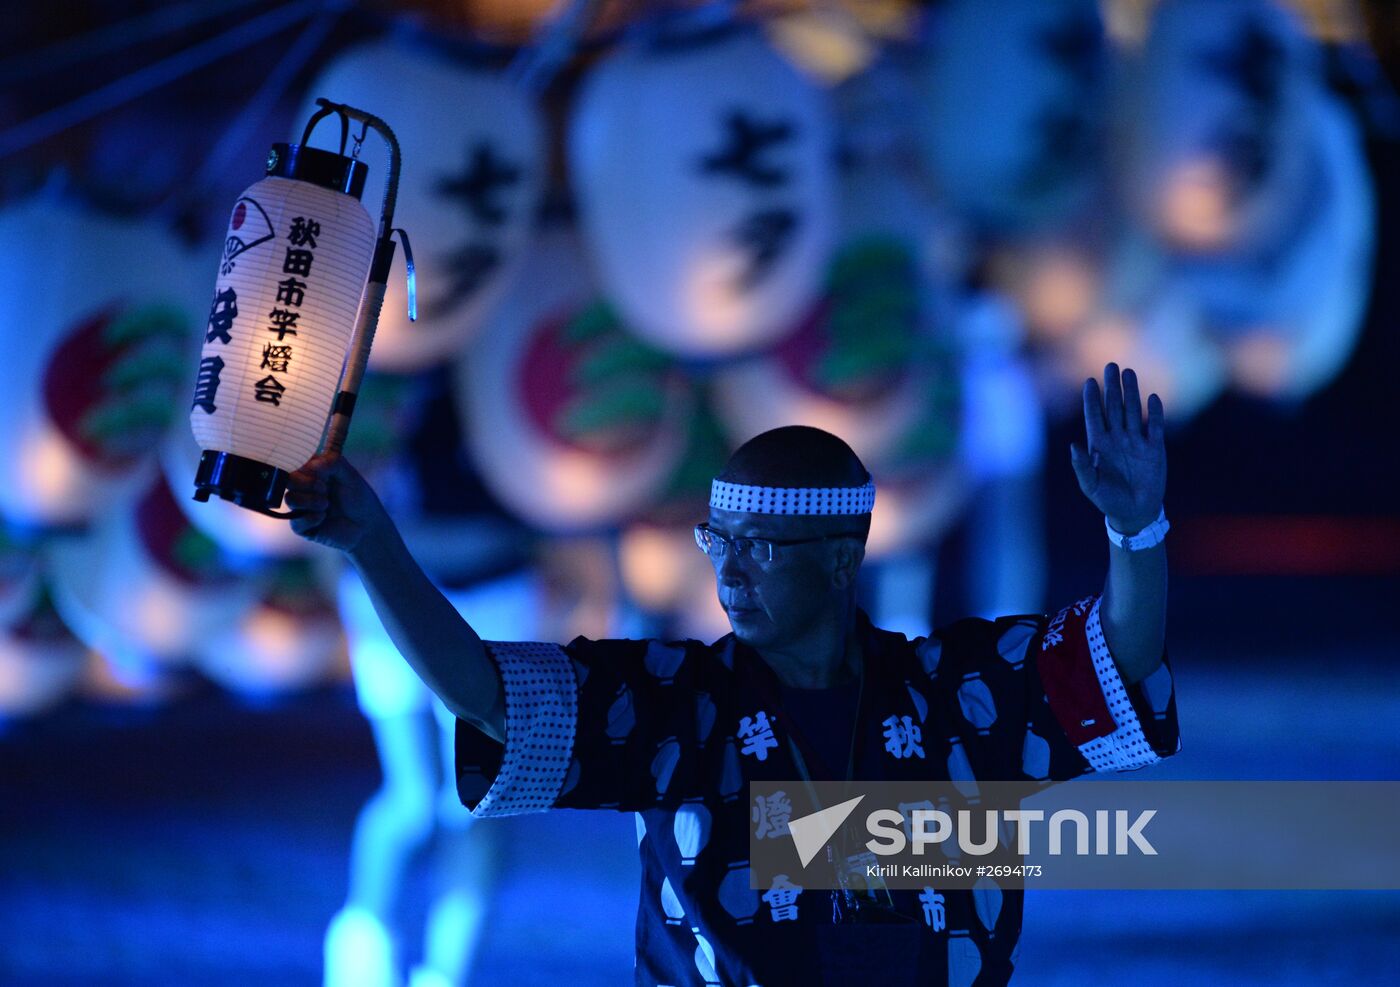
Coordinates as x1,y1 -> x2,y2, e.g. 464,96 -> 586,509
709,478 -> 876,516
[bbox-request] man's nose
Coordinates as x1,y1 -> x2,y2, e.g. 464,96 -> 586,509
718,549 -> 747,586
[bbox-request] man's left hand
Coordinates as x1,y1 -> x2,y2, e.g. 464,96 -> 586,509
1070,363 -> 1167,535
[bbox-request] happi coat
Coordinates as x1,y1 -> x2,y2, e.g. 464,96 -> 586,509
455,593 -> 1181,986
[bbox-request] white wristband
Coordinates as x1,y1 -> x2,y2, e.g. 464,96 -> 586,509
1106,507 -> 1169,551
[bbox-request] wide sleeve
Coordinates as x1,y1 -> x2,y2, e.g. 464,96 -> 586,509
454,636 -> 706,817
1027,593 -> 1181,778
917,593 -> 1180,785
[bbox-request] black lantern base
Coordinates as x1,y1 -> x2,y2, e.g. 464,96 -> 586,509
193,450 -> 293,517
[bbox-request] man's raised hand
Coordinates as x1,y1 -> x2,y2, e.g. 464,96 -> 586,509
286,453 -> 387,553
1070,363 -> 1167,536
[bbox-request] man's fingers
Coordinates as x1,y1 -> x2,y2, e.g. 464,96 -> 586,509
1083,376 -> 1107,445
1147,392 -> 1166,445
285,488 -> 328,513
288,511 -> 326,537
1122,366 -> 1144,436
1103,363 -> 1124,431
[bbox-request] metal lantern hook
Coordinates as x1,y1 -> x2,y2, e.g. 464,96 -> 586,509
297,98 -> 408,461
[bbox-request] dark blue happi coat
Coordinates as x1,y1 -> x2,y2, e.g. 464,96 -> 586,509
456,594 -> 1180,986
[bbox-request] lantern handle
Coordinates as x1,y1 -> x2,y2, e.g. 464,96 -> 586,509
299,99 -> 349,156
300,98 -> 406,461
308,97 -> 402,236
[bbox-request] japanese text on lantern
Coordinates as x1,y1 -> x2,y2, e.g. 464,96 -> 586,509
255,216 -> 319,408
192,286 -> 239,414
700,110 -> 799,292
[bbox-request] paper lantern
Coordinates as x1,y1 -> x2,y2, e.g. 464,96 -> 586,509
192,561 -> 344,693
570,26 -> 837,358
712,148 -> 962,480
1143,89 -> 1374,400
189,138 -> 377,512
1126,0 -> 1315,254
0,584 -> 88,719
0,196 -> 204,528
456,231 -> 691,531
298,41 -> 545,371
916,0 -> 1106,231
44,473 -> 258,675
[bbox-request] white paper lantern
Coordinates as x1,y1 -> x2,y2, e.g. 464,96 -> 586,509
43,473 -> 259,674
456,231 -> 691,531
298,41 -> 545,371
916,0 -> 1106,231
570,26 -> 836,357
189,144 -> 376,512
0,196 -> 205,528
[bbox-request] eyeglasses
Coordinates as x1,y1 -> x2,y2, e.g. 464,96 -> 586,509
693,523 -> 862,565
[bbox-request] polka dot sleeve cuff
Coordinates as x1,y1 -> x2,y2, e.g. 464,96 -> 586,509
1075,597 -> 1165,772
466,641 -> 579,818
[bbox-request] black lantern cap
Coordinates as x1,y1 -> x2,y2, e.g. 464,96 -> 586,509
193,450 -> 293,517
266,143 -> 368,199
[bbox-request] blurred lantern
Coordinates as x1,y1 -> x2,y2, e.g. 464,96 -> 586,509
44,473 -> 258,678
298,41 -> 544,371
865,463 -> 969,561
1126,0 -> 1315,255
616,402 -> 731,641
619,522 -> 730,642
0,582 -> 88,719
456,231 -> 691,531
713,80 -> 965,489
916,0 -> 1106,232
1066,282 -> 1229,424
1175,89 -> 1372,401
0,195 -> 202,528
192,559 -> 344,694
190,101 -> 411,516
1124,0 -> 1375,402
995,241 -> 1104,344
570,24 -> 837,358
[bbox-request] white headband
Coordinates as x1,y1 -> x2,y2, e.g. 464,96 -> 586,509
709,478 -> 876,516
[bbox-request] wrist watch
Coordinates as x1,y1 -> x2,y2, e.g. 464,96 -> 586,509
1105,506 -> 1170,551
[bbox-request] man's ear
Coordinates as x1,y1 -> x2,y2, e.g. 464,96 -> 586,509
831,539 -> 865,590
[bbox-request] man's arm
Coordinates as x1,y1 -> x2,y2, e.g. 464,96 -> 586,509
286,454 -> 506,743
1070,363 -> 1169,686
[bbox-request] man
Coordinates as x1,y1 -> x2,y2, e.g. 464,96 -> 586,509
289,363 -> 1180,985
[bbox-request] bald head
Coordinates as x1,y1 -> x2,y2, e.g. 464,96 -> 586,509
719,426 -> 870,489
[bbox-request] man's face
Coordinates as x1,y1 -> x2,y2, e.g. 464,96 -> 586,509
705,508 -> 864,649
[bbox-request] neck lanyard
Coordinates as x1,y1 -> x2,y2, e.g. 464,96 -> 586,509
742,645 -> 874,923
